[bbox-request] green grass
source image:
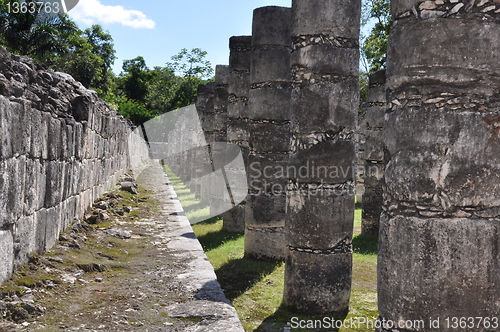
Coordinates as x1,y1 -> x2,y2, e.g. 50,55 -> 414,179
163,165 -> 378,331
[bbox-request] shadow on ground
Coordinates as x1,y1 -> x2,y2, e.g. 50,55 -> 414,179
215,257 -> 281,302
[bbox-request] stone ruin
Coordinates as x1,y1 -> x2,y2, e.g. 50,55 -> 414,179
0,47 -> 149,285
1,0 -> 500,326
360,70 -> 386,236
378,0 -> 500,329
190,0 -> 500,325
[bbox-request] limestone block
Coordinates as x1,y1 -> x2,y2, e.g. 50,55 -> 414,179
245,194 -> 286,227
291,78 -> 358,134
12,215 -> 35,269
248,153 -> 289,193
227,71 -> 251,98
47,116 -> 61,161
252,6 -> 292,47
215,65 -> 230,86
229,36 -> 252,72
244,228 -> 285,259
365,105 -> 385,129
291,45 -> 359,77
378,215 -> 500,327
249,122 -> 290,153
287,190 -> 354,249
251,48 -> 292,83
387,19 -> 500,92
222,205 -> 246,233
29,107 -> 42,159
384,108 -> 500,209
283,251 -> 352,315
248,87 -> 291,122
288,140 -> 356,184
24,158 -> 38,216
0,230 -> 14,284
226,119 -> 249,144
292,0 -> 361,38
0,97 -> 12,159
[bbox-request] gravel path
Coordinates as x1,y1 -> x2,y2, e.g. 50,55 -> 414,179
1,160 -> 243,332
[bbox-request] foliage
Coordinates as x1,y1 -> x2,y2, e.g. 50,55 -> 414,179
116,98 -> 154,126
166,48 -> 214,80
361,0 -> 392,73
0,0 -> 116,95
0,0 -> 78,61
116,49 -> 214,126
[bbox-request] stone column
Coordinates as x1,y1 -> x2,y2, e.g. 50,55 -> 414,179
244,6 -> 292,260
283,0 -> 361,316
194,82 -> 216,203
379,1 -> 500,330
361,70 -> 386,236
223,36 -> 252,233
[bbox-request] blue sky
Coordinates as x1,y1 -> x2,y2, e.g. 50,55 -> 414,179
69,0 -> 293,75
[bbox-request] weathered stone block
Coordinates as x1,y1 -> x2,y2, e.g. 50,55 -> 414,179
387,18 -> 500,92
248,153 -> 289,193
379,215 -> 500,328
226,119 -> 249,144
284,251 -> 352,316
0,230 -> 14,284
244,228 -> 285,260
252,6 -> 292,47
245,194 -> 286,227
365,105 -> 385,129
287,190 -> 354,249
288,140 -> 356,184
292,45 -> 359,77
291,78 -> 358,133
248,87 -> 291,122
0,97 -> 12,159
249,122 -> 290,153
384,108 -> 500,209
251,48 -> 292,83
229,36 -> 252,72
222,205 -> 246,233
291,0 -> 361,38
215,65 -> 230,86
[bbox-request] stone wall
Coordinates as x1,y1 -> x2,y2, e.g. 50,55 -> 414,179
244,6 -> 292,260
361,70 -> 386,236
0,47 -> 149,284
283,0 -> 361,316
378,0 -> 500,330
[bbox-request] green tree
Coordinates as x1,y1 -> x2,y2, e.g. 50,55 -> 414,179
119,56 -> 153,103
146,66 -> 180,115
361,0 -> 392,73
0,0 -> 78,61
166,48 -> 214,80
165,48 -> 214,110
83,25 -> 116,93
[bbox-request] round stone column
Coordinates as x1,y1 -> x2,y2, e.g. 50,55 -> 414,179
379,1 -> 500,330
283,0 -> 361,316
245,6 -> 292,260
223,36 -> 252,233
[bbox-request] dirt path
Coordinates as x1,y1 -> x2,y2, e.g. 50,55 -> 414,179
0,161 -> 243,332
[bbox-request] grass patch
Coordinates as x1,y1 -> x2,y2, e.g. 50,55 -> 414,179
165,166 -> 378,331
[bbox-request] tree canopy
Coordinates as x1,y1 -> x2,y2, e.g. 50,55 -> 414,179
361,0 -> 392,73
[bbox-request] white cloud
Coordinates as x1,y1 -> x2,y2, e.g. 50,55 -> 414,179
69,0 -> 156,29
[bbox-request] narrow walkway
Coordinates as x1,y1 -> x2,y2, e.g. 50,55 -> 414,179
3,160 -> 243,331
137,160 -> 244,332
